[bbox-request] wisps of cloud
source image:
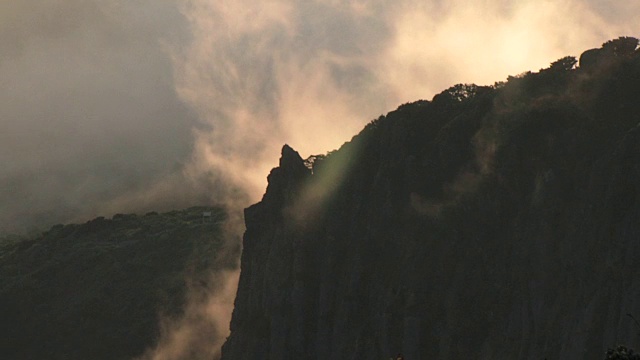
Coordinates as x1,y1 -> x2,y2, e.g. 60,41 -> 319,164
174,0 -> 639,202
138,270 -> 240,360
0,0 -> 200,234
1,0 -> 639,356
1,0 -> 638,233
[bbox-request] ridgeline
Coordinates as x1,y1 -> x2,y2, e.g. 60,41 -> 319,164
0,206 -> 237,360
222,37 -> 640,359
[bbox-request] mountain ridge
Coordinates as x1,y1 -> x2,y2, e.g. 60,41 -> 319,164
222,37 -> 640,359
0,206 -> 237,360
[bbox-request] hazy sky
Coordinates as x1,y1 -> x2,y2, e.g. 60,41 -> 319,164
1,0 -> 638,233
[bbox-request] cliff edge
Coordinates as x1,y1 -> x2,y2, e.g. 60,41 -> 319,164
222,38 -> 640,359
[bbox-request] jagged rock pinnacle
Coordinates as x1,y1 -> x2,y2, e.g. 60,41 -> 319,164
279,144 -> 305,170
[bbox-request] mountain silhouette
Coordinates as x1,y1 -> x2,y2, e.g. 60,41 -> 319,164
221,37 -> 640,360
0,206 -> 237,360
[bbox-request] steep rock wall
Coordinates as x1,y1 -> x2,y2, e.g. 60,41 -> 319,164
222,45 -> 640,360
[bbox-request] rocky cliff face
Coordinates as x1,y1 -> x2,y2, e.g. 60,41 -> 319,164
222,40 -> 640,359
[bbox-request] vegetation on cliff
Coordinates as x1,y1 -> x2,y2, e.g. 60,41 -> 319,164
0,206 -> 236,360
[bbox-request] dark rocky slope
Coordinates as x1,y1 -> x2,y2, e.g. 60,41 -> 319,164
0,206 -> 236,360
222,38 -> 640,359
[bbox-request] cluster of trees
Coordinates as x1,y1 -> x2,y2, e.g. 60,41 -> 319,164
605,346 -> 640,360
0,206 -> 234,360
580,36 -> 639,69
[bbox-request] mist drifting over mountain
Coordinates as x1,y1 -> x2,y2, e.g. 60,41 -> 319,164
222,39 -> 640,359
2,0 -> 639,234
2,1 -> 640,359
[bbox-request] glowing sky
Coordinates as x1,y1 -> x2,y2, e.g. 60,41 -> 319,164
1,0 -> 638,233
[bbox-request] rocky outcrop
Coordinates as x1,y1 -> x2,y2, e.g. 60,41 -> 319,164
580,36 -> 639,70
222,42 -> 640,359
221,145 -> 312,359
